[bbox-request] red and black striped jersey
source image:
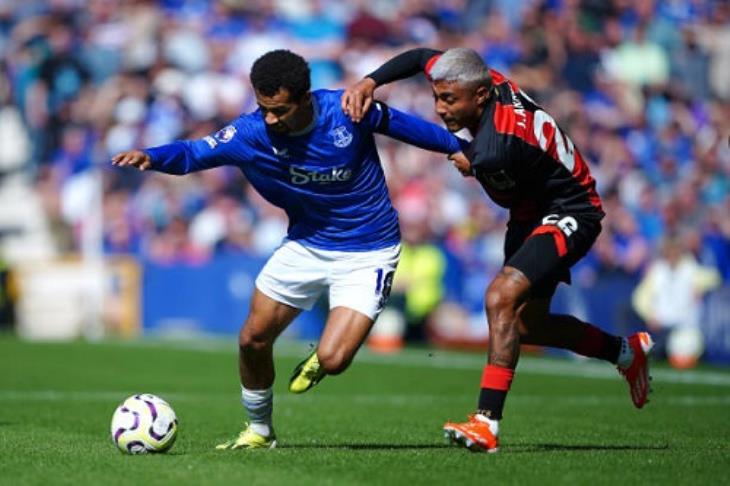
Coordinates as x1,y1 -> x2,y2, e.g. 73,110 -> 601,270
465,69 -> 603,220
367,48 -> 604,222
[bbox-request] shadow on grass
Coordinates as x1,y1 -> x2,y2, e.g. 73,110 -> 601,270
211,442 -> 670,453
510,443 -> 671,453
279,443 -> 451,451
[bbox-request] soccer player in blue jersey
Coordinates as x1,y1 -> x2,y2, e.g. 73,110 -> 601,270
112,50 -> 466,449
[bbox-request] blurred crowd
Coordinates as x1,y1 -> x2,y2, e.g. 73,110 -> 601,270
1,0 -> 729,348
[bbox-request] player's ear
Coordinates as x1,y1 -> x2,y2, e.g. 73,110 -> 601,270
475,85 -> 489,106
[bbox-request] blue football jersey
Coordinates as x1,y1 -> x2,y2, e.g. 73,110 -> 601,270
145,89 -> 465,251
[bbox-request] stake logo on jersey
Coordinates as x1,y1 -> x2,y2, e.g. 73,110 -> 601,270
289,165 -> 353,185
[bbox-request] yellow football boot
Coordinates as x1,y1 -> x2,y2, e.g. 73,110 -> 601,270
289,350 -> 326,394
215,423 -> 276,450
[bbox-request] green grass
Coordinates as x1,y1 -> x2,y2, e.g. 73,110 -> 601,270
1,335 -> 729,485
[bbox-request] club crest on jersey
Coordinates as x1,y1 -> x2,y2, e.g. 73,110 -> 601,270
214,125 -> 237,143
330,126 -> 353,148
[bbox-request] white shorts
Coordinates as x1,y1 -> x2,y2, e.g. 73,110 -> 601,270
255,240 -> 401,320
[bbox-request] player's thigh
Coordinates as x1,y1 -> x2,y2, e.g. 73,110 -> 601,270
320,244 -> 400,359
505,213 -> 601,298
240,288 -> 302,344
318,306 -> 374,364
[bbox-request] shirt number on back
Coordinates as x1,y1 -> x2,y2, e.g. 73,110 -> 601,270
533,110 -> 576,172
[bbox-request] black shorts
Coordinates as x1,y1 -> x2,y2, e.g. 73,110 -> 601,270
504,212 -> 602,298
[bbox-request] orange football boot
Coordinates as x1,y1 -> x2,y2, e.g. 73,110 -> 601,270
618,332 -> 654,408
443,414 -> 499,453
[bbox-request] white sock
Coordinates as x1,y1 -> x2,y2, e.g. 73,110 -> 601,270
474,413 -> 499,437
617,337 -> 634,369
241,385 -> 273,437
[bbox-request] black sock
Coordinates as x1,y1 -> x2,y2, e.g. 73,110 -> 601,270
604,335 -> 623,364
477,388 -> 508,420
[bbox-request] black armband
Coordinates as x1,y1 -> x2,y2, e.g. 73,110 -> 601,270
367,48 -> 443,86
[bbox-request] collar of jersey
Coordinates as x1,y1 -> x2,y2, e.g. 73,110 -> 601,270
286,94 -> 320,137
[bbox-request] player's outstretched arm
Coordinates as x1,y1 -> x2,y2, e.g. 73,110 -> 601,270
111,150 -> 152,171
111,143 -> 195,175
343,48 -> 442,123
111,121 -> 248,176
365,100 -> 469,157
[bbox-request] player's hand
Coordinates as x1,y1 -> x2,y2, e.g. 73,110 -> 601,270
342,77 -> 377,123
111,150 -> 152,171
449,152 -> 473,177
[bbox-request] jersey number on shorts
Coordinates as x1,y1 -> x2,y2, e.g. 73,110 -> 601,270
542,214 -> 578,237
374,268 -> 395,309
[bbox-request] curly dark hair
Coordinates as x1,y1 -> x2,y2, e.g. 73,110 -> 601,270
250,50 -> 311,101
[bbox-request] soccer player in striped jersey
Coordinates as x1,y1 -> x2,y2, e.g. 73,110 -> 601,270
343,47 -> 653,453
113,50 -> 467,449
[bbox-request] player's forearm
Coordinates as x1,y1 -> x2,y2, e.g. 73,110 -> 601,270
383,107 -> 468,154
367,48 -> 443,86
145,140 -> 211,175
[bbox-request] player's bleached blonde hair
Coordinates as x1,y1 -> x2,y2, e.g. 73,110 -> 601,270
429,48 -> 492,88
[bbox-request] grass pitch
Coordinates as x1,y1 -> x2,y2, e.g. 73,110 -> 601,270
1,334 -> 729,485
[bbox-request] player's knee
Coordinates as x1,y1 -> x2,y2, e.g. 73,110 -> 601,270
485,285 -> 516,316
317,348 -> 352,375
238,325 -> 271,355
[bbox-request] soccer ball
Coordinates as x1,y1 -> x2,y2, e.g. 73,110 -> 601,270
110,394 -> 178,454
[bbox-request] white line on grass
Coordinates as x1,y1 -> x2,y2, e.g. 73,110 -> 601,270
105,338 -> 730,387
1,390 -> 728,407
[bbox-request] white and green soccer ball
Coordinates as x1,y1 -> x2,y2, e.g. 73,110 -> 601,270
111,394 -> 178,454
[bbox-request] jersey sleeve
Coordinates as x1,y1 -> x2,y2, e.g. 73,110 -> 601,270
362,100 -> 468,154
145,118 -> 252,175
366,48 -> 443,86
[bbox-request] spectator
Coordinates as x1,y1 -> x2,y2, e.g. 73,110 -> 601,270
0,0 -> 727,353
632,235 -> 721,366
